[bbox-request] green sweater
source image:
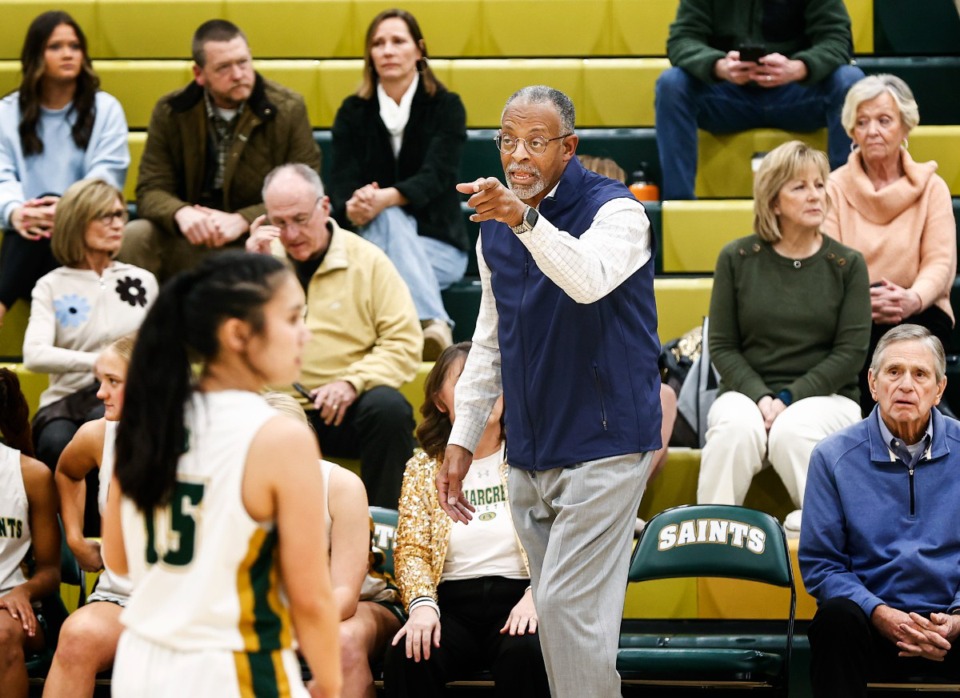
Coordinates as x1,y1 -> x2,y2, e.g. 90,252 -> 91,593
666,0 -> 854,85
708,234 -> 870,404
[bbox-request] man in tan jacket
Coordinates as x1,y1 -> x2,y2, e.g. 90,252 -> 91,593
247,163 -> 422,508
120,19 -> 320,282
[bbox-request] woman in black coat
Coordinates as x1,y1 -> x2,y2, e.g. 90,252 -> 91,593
330,9 -> 468,359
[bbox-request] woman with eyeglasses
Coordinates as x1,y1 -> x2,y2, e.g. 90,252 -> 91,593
0,10 -> 129,330
329,9 -> 468,360
22,179 -> 156,514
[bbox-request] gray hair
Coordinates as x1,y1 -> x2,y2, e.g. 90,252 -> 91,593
262,163 -> 325,201
502,85 -> 575,134
841,74 -> 920,137
870,324 -> 946,382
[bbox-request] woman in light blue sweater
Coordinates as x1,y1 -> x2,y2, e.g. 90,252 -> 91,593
0,11 -> 129,329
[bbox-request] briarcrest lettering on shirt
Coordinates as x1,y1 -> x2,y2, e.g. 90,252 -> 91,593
657,518 -> 766,554
0,517 -> 24,539
463,484 -> 506,509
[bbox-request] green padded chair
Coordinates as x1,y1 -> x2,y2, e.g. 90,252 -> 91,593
369,506 -> 399,579
618,504 -> 795,694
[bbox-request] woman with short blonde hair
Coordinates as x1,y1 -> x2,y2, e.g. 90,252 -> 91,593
23,178 -> 155,487
698,141 -> 871,535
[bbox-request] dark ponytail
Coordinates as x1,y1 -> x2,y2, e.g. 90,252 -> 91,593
0,369 -> 34,456
115,251 -> 289,514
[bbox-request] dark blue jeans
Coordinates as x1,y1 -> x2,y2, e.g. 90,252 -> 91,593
654,64 -> 865,200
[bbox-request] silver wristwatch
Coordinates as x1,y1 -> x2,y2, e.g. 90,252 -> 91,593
510,206 -> 539,235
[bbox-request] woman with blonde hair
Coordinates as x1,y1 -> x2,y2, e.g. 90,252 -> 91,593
0,10 -> 128,328
43,334 -> 135,697
329,8 -> 468,359
697,141 -> 871,534
23,179 -> 155,492
824,74 -> 956,413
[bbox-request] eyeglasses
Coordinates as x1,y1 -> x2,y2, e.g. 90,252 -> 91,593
268,197 -> 322,230
495,132 -> 572,156
97,209 -> 128,225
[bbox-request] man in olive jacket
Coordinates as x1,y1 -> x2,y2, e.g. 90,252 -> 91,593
119,19 -> 321,282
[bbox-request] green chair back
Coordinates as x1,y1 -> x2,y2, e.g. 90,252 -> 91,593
630,504 -> 792,587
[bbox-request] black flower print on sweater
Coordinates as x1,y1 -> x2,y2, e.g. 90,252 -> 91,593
116,277 -> 148,307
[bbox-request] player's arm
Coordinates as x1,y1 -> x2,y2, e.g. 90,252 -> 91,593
327,466 -> 370,621
55,420 -> 106,571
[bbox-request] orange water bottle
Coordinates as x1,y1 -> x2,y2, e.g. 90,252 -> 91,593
629,163 -> 660,202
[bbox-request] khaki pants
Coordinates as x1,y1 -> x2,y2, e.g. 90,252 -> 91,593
119,219 -> 246,283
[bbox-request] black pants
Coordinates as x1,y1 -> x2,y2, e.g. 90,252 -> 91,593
306,385 -> 414,508
809,597 -> 960,697
383,577 -> 550,698
0,231 -> 58,309
859,308 -> 954,415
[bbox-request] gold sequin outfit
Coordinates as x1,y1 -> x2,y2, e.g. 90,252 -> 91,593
394,450 -> 529,610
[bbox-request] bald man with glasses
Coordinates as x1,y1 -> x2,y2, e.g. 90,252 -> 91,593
247,163 -> 421,508
438,85 -> 661,697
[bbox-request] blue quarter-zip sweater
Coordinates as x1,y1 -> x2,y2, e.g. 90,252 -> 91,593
800,406 -> 960,617
480,157 -> 662,471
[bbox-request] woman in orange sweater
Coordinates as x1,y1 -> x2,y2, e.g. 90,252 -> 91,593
824,74 -> 957,413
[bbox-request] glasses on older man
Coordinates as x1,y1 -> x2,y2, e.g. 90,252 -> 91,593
97,209 -> 129,226
268,196 -> 322,230
495,132 -> 572,156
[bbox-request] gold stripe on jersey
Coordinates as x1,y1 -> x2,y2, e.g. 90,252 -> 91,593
236,527 -> 292,652
233,652 -> 255,698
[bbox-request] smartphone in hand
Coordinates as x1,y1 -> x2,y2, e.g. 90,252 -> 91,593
738,43 -> 767,63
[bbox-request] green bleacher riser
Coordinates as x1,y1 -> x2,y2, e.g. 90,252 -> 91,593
873,0 -> 960,56
697,126 -> 960,199
858,57 -> 960,125
0,363 -> 47,417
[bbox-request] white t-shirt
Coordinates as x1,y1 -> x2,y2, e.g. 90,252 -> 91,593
442,445 -> 527,581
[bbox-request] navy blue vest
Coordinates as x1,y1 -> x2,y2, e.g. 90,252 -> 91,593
481,158 -> 662,471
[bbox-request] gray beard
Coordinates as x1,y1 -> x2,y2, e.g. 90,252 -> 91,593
507,178 -> 545,201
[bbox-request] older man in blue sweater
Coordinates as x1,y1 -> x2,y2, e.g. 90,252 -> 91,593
800,324 -> 960,696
